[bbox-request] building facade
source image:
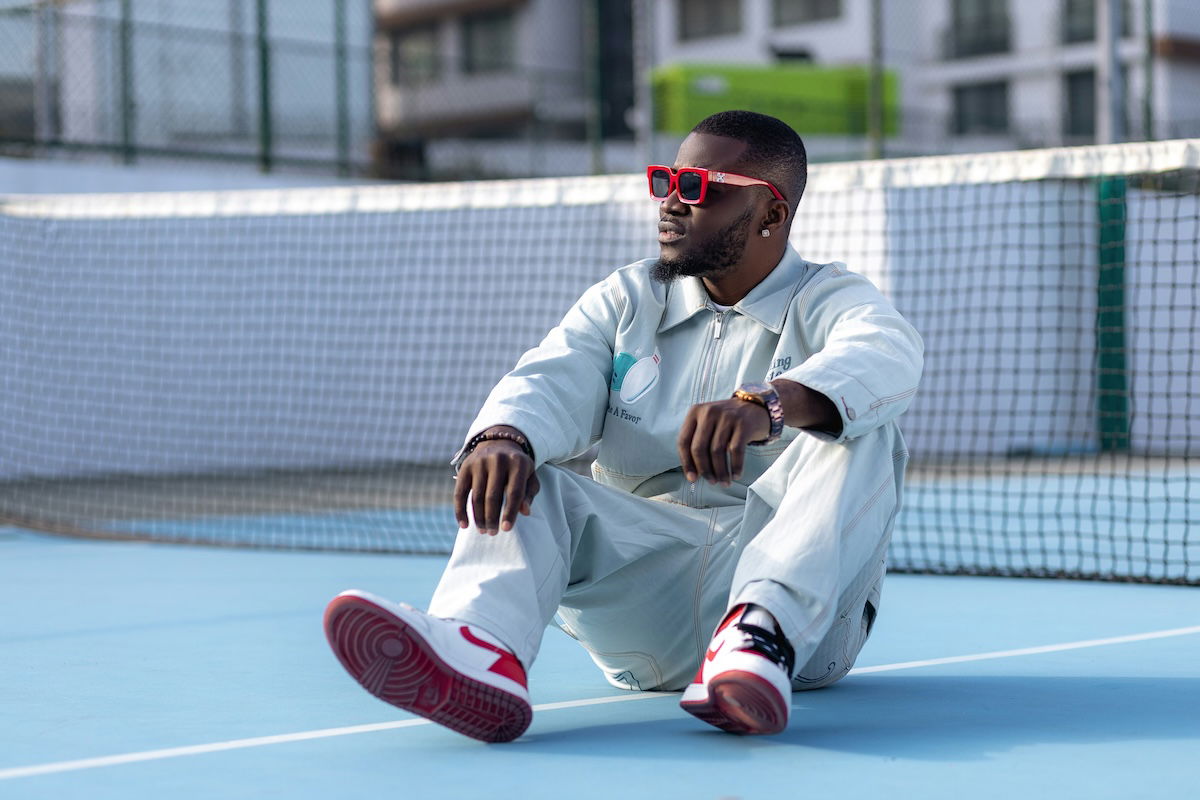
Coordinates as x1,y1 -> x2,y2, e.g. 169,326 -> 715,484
652,0 -> 1200,158
372,0 -> 1200,178
373,0 -> 634,179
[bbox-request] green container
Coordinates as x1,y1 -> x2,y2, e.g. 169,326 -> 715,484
652,63 -> 899,136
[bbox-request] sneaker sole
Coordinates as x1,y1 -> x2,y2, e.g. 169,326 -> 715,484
680,670 -> 788,735
324,594 -> 532,743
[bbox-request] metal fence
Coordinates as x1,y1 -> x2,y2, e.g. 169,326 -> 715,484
0,0 -> 373,177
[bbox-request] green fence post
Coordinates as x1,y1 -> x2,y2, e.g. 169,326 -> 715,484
1096,175 -> 1130,451
334,0 -> 350,176
867,0 -> 883,159
256,0 -> 273,172
118,0 -> 135,163
583,0 -> 604,175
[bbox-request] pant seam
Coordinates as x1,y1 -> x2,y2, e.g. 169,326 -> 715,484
580,645 -> 666,690
691,507 -> 721,659
844,474 -> 892,537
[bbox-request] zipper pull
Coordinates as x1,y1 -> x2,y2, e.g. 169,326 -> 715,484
713,312 -> 724,340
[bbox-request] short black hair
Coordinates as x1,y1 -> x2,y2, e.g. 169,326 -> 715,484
691,110 -> 807,209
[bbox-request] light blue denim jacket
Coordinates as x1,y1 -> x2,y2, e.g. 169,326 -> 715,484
458,246 -> 923,509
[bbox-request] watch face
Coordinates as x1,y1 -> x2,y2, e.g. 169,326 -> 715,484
739,382 -> 772,396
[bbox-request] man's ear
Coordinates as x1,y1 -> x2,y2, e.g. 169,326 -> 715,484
762,199 -> 791,234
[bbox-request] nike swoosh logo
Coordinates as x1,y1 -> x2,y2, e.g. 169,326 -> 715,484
705,641 -> 724,662
460,626 -> 526,685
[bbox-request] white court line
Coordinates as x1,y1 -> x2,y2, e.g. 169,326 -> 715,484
3,624 -> 1198,781
0,694 -> 657,780
849,624 -> 1200,674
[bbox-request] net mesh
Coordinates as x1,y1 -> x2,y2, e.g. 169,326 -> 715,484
2,140 -> 1198,584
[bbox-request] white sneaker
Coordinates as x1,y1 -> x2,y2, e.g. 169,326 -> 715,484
324,590 -> 531,743
679,604 -> 795,735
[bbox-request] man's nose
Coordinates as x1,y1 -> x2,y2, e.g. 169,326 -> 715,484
660,189 -> 689,215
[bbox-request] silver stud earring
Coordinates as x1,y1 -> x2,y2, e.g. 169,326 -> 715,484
760,229 -> 770,238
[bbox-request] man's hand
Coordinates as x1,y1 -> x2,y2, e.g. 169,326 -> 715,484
454,430 -> 540,535
677,398 -> 771,486
678,380 -> 841,485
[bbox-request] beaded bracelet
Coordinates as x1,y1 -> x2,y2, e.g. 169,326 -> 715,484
464,429 -> 535,461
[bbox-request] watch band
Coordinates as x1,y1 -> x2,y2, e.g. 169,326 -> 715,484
732,382 -> 785,445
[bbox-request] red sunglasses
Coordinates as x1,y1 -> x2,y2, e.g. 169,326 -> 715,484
646,165 -> 785,205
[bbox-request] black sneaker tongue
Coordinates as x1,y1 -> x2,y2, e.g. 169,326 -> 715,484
738,621 -> 779,640
736,622 -> 797,675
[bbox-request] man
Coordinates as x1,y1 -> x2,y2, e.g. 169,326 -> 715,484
324,110 -> 923,742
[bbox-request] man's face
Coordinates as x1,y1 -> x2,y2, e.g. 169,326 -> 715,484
652,132 -> 762,284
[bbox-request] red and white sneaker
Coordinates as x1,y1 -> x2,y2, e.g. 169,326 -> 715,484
323,590 -> 531,743
680,604 -> 796,735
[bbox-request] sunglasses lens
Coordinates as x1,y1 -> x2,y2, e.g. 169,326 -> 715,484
677,171 -> 703,201
649,169 -> 672,198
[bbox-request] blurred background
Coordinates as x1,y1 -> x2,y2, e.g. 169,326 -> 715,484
0,0 -> 1197,190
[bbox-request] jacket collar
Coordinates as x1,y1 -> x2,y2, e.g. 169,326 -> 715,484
658,246 -> 810,334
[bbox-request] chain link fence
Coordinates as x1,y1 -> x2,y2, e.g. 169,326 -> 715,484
0,0 -> 373,177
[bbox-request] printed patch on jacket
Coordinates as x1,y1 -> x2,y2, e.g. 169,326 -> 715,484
610,352 -> 637,391
767,355 -> 793,381
611,350 -> 660,404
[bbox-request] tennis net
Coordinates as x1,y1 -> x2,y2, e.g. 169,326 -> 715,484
1,140 -> 1197,584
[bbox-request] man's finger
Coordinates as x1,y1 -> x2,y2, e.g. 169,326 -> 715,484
482,466 -> 507,535
728,429 -> 748,481
470,474 -> 488,534
500,465 -> 525,531
709,415 -> 735,485
524,470 -> 541,513
690,411 -> 717,483
677,413 -> 698,481
453,469 -> 472,529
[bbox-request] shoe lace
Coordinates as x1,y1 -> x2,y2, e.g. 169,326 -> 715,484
735,623 -> 796,676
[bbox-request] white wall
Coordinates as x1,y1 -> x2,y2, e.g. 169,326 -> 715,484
0,155 -> 384,193
1158,0 -> 1200,38
654,0 -> 921,71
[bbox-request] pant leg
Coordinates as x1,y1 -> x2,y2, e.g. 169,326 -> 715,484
726,423 -> 908,690
427,464 -> 723,690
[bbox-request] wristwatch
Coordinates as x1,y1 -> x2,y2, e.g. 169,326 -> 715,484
732,382 -> 785,445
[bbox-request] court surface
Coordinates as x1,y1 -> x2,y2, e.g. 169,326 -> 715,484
2,526 -> 1197,800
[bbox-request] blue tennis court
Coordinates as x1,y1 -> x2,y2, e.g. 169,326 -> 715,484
4,137 -> 1199,799
3,525 -> 1196,799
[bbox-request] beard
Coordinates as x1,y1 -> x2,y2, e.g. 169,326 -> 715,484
651,206 -> 754,284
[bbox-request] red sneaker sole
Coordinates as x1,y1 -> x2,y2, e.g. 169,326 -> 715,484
680,670 -> 788,735
324,595 -> 532,743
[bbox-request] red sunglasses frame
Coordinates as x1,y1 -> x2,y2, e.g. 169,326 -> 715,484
646,165 -> 785,205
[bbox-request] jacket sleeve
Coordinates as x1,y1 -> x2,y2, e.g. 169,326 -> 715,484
776,264 -> 923,443
453,278 -> 619,469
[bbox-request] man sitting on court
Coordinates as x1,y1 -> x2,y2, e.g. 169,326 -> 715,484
324,110 -> 923,742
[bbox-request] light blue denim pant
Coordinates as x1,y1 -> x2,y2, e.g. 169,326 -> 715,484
428,424 -> 907,692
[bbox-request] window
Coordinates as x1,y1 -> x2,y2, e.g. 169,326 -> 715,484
1065,66 -> 1129,139
952,81 -> 1009,134
946,0 -> 1010,58
1062,0 -> 1132,44
389,25 -> 439,87
1064,69 -> 1095,137
678,0 -> 742,41
461,9 -> 516,74
773,0 -> 841,26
